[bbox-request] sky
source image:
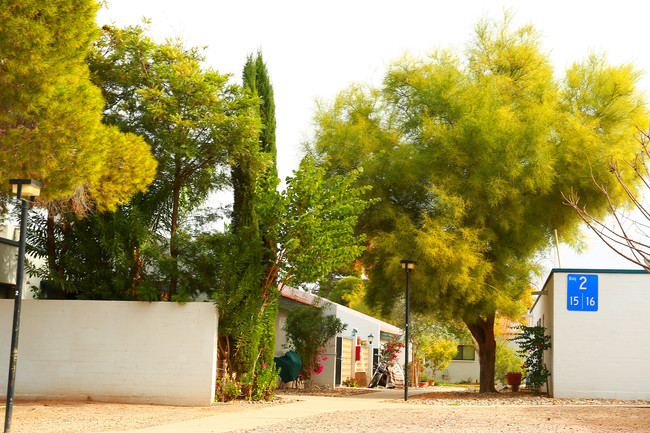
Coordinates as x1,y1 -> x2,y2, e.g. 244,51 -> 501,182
96,0 -> 650,277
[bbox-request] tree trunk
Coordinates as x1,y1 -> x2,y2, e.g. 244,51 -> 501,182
464,310 -> 497,393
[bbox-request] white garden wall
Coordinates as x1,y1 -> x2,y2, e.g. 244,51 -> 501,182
0,300 -> 218,406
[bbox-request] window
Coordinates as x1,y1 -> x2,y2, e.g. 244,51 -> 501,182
453,345 -> 475,361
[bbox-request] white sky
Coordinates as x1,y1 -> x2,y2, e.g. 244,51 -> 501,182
97,0 -> 650,274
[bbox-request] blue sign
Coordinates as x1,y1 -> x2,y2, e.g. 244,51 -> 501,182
567,274 -> 598,311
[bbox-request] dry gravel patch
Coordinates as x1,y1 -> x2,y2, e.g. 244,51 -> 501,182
2,398 -> 288,433
231,406 -> 650,433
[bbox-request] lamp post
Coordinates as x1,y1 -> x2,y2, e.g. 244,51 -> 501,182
400,260 -> 415,402
5,179 -> 42,433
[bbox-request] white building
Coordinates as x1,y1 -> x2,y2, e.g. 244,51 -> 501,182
275,286 -> 403,388
531,268 -> 650,400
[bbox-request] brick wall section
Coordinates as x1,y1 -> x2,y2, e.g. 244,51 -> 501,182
0,300 -> 218,406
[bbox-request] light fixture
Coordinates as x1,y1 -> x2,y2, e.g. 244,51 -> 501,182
10,179 -> 43,201
368,333 -> 374,345
401,260 -> 416,270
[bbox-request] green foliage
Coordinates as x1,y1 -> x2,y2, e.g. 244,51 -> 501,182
511,325 -> 551,393
240,363 -> 280,401
215,376 -> 241,402
30,23 -> 262,301
251,363 -> 280,401
421,337 -> 458,377
307,13 -> 648,392
228,50 -> 279,375
87,24 -> 262,298
0,0 -> 156,211
256,156 -> 375,288
283,305 -> 346,387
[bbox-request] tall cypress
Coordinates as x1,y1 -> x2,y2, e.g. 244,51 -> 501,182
229,51 -> 279,372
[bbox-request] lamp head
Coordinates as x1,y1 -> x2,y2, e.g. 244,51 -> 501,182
368,333 -> 374,344
400,260 -> 416,270
10,179 -> 43,201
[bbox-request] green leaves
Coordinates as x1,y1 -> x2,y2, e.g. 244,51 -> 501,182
256,156 -> 375,287
0,0 -> 156,211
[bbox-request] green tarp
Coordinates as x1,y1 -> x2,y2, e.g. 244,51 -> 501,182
274,350 -> 302,383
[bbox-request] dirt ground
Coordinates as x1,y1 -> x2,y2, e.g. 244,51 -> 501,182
3,387 -> 649,433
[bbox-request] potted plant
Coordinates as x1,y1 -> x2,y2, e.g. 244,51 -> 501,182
506,372 -> 522,392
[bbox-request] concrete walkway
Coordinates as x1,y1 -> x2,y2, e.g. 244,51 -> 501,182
107,389 -> 431,433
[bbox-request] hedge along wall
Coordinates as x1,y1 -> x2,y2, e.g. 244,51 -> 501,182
0,300 -> 218,406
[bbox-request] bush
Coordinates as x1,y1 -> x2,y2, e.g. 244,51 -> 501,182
215,376 -> 241,402
252,363 -> 280,401
342,377 -> 359,387
511,325 -> 551,393
283,305 -> 346,388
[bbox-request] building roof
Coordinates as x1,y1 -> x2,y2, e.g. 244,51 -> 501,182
279,285 -> 403,335
531,267 -> 649,313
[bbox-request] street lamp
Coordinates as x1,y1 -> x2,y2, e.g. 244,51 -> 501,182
5,179 -> 42,433
400,260 -> 415,402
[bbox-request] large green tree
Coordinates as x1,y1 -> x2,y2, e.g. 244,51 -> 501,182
29,24 -> 262,301
307,15 -> 648,392
0,0 -> 156,212
85,25 -> 262,299
218,51 -> 279,373
184,156 -> 373,377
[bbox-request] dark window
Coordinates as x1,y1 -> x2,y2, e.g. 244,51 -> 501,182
453,345 -> 475,361
0,283 -> 13,299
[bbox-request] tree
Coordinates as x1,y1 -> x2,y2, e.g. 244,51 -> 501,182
283,304 -> 346,389
183,155 -> 374,377
233,51 -> 277,231
307,14 -> 648,392
0,0 -> 156,212
86,24 -> 262,299
563,129 -> 650,271
228,51 -> 279,371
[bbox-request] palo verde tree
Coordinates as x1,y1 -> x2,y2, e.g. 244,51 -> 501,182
0,0 -> 156,213
307,14 -> 648,392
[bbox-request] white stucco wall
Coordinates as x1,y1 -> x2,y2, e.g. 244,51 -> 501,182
0,300 -> 218,406
532,270 -> 650,400
436,358 -> 480,383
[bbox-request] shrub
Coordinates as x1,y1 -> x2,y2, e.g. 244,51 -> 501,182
215,376 -> 241,402
511,325 -> 551,393
252,363 -> 280,401
342,377 -> 359,387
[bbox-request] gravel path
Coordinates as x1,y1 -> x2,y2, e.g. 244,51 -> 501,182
230,406 -> 650,433
5,386 -> 649,432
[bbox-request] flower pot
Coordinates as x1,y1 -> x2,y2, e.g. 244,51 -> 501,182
506,372 -> 522,392
418,382 -> 426,387
428,381 -> 434,386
